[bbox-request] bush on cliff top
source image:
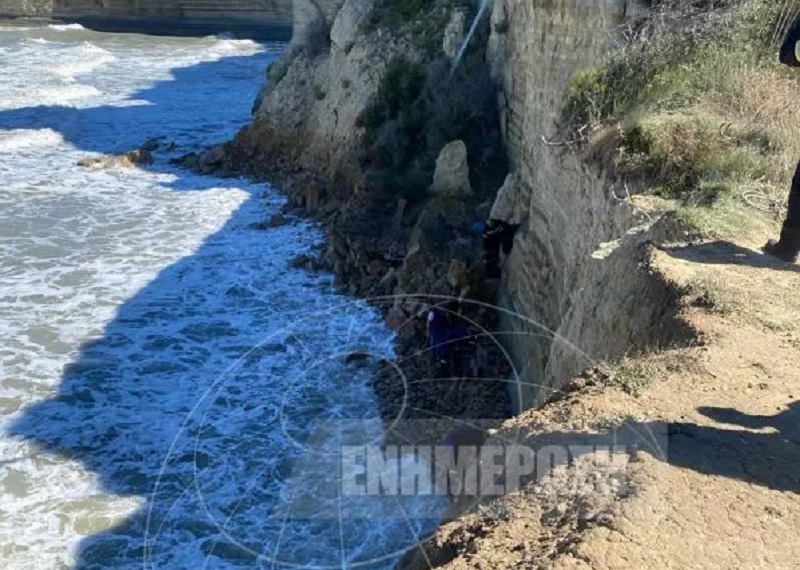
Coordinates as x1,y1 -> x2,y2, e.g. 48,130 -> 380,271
563,0 -> 800,242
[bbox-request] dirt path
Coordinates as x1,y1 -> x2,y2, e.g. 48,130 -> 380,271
408,240 -> 800,569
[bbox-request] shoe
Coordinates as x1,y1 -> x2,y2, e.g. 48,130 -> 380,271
764,239 -> 798,263
763,224 -> 800,263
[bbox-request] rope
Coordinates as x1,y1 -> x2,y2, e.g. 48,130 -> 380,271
741,185 -> 786,215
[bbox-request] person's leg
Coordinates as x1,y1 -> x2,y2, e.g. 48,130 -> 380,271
501,223 -> 520,255
764,159 -> 800,262
785,158 -> 800,228
483,220 -> 503,278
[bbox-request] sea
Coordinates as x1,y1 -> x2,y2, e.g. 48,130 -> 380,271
0,23 -> 444,570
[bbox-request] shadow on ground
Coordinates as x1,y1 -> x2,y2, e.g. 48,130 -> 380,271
664,240 -> 800,273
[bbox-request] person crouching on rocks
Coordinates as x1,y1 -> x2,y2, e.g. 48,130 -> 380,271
483,173 -> 524,279
764,17 -> 800,263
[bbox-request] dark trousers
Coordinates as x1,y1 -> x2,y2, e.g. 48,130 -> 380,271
786,159 -> 800,228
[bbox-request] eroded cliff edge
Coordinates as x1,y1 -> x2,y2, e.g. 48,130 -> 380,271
487,0 -> 694,410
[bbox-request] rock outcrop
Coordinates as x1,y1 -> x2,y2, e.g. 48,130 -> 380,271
330,0 -> 373,52
77,148 -> 153,169
430,140 -> 472,198
489,173 -> 523,225
235,0 -> 684,418
442,8 -> 466,61
243,0 -> 383,181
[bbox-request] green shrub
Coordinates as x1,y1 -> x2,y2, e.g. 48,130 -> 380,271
358,53 -> 505,203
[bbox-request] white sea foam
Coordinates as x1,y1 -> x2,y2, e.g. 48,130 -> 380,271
48,23 -> 86,31
0,129 -> 63,151
211,38 -> 262,54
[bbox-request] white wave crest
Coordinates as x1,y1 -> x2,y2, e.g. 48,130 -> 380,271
48,23 -> 86,31
0,129 -> 64,152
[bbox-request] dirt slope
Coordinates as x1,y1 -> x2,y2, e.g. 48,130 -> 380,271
409,239 -> 800,569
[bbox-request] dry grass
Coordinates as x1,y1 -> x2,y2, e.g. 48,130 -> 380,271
682,275 -> 742,316
566,0 -> 800,243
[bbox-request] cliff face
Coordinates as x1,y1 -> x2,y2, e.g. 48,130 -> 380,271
246,0 -> 410,187
488,0 -> 690,411
0,0 -> 295,37
240,0 -> 691,414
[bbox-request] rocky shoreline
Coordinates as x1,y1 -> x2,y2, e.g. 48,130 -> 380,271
177,127 -> 516,434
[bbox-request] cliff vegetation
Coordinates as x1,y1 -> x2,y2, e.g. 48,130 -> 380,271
563,0 -> 800,243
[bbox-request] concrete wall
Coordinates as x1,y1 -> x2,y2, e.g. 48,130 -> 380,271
490,0 -> 688,412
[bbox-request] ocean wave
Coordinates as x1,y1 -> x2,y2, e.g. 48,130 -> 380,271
0,129 -> 64,151
210,38 -> 262,55
48,23 -> 86,32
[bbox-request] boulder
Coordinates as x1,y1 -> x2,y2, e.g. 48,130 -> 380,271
442,9 -> 467,60
487,0 -> 509,83
125,148 -> 154,165
331,0 -> 374,52
430,140 -> 472,198
76,148 -> 153,169
290,0 -> 327,54
489,172 -> 524,224
140,138 -> 162,151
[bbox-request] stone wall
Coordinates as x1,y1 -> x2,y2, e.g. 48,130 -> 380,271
489,0 -> 689,411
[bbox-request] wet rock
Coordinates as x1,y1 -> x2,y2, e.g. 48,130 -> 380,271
72,388 -> 95,404
77,148 -> 153,169
289,253 -> 316,269
198,144 -> 226,169
344,351 -> 371,365
140,137 -> 163,152
250,213 -> 290,231
126,148 -> 154,165
430,140 -> 472,198
200,539 -> 257,563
